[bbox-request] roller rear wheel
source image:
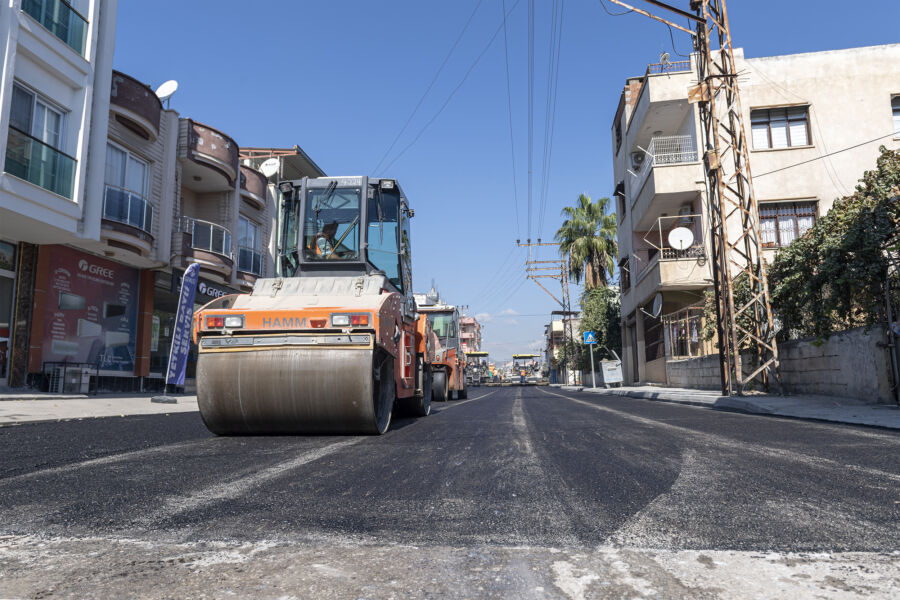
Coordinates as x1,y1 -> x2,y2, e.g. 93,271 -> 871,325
372,353 -> 394,434
432,369 -> 449,402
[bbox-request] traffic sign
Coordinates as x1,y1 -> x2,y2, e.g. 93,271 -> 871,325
583,331 -> 597,345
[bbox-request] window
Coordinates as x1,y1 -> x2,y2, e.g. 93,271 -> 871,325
366,186 -> 401,288
21,0 -> 89,56
760,201 -> 816,248
103,143 -> 151,232
4,83 -> 74,198
892,96 -> 900,136
302,185 -> 361,261
751,106 -> 810,149
237,216 -> 262,275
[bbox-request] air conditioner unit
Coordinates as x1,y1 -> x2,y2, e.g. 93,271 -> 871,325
630,152 -> 645,171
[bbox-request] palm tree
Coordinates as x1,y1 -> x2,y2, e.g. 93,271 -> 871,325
555,194 -> 618,289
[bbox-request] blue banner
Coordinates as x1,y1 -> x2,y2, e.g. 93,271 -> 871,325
165,263 -> 200,386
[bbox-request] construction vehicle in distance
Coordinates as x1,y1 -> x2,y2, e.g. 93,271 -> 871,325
512,353 -> 542,385
192,176 -> 432,435
465,351 -> 490,387
414,290 -> 467,401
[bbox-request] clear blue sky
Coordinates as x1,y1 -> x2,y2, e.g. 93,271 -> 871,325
113,0 -> 899,363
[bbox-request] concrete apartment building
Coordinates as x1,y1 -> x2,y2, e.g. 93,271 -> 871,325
0,0 -> 325,391
612,43 -> 900,386
0,0 -> 117,388
459,315 -> 482,353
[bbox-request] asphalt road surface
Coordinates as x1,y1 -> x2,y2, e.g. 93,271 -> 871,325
1,386 -> 898,599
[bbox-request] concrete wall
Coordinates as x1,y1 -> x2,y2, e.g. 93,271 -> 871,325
665,326 -> 895,402
778,326 -> 894,402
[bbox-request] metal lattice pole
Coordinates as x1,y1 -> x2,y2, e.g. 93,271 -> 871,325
693,0 -> 780,395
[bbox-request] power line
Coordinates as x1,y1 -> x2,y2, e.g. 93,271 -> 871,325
537,0 -> 566,242
754,132 -> 897,179
527,0 -> 534,241
380,0 -> 523,174
596,0 -> 632,17
371,0 -> 485,175
500,0 -> 521,238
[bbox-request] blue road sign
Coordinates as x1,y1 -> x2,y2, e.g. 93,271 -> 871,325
583,331 -> 598,345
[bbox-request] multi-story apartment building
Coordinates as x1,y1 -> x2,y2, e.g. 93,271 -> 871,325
459,315 -> 481,353
612,44 -> 900,386
0,1 -> 325,391
0,0 -> 117,387
544,313 -> 580,384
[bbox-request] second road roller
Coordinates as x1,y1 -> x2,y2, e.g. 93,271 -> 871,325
192,176 -> 433,434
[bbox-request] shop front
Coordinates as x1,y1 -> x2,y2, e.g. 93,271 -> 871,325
28,246 -> 142,391
150,269 -> 241,385
0,241 -> 16,387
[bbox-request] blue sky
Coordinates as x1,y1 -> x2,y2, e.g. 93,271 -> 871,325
113,0 -> 899,363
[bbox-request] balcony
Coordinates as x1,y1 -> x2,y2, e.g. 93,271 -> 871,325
180,120 -> 239,192
627,60 -> 695,135
101,184 -> 154,254
239,165 -> 267,210
629,135 -> 701,231
181,218 -> 233,279
3,126 -> 75,199
21,0 -> 88,56
110,71 -> 162,140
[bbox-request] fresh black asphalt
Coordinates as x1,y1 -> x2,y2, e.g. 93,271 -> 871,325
1,386 -> 898,552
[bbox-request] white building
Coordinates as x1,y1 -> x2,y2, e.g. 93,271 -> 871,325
612,44 -> 900,386
0,0 -> 117,387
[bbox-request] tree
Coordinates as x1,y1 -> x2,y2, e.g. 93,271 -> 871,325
768,147 -> 900,341
555,194 -> 618,289
579,285 -> 622,361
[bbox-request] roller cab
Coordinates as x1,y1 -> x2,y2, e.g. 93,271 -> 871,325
194,177 -> 430,434
413,291 -> 467,401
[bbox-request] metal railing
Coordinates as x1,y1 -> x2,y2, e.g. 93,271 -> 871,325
237,246 -> 261,275
3,126 -> 75,198
184,218 -> 232,258
663,305 -> 715,359
632,134 -> 698,198
645,60 -> 692,76
22,0 -> 88,56
103,184 -> 152,233
661,245 -> 705,260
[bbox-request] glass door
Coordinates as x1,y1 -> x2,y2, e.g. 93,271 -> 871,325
0,241 -> 17,387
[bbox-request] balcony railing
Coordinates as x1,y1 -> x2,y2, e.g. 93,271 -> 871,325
645,60 -> 692,76
632,134 -> 698,198
237,246 -> 261,275
103,184 -> 152,233
22,0 -> 88,56
3,126 -> 75,199
185,218 -> 232,258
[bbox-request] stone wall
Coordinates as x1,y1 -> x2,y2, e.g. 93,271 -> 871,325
664,326 -> 896,402
666,355 -> 721,390
778,326 -> 894,402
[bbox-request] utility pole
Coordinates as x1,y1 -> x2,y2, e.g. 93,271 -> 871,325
518,239 -> 577,384
608,0 -> 780,395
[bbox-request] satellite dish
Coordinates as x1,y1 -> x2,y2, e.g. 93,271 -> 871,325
259,157 -> 280,178
155,80 -> 178,102
668,226 -> 695,251
651,293 -> 663,318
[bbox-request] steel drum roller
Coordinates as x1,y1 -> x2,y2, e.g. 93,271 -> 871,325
197,347 -> 390,435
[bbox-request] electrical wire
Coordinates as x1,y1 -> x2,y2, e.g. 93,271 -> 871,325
371,0 -> 485,175
666,24 -> 691,58
500,0 -> 521,239
379,0 -> 523,174
596,0 -> 632,16
527,0 -> 534,241
754,132 -> 897,179
537,0 -> 565,243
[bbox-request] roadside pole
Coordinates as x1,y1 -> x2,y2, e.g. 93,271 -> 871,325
589,343 -> 596,388
584,331 -> 598,388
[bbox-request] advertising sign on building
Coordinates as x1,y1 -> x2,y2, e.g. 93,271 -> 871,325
41,247 -> 139,372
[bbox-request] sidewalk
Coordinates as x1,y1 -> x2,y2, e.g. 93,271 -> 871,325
0,392 -> 199,425
556,384 -> 900,430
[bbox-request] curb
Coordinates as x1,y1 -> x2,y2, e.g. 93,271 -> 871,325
0,394 -> 90,402
587,387 -> 723,409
